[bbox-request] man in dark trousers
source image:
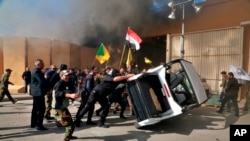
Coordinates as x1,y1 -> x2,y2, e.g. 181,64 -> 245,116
0,68 -> 17,104
21,67 -> 31,94
217,72 -> 240,117
95,67 -> 128,119
30,59 -> 48,130
75,66 -> 97,125
74,68 -> 134,128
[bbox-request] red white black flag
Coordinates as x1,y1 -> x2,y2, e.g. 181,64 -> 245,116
125,27 -> 142,51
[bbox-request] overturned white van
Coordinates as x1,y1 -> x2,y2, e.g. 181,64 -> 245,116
126,59 -> 208,128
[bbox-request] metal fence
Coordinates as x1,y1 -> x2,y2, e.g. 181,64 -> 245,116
167,26 -> 244,94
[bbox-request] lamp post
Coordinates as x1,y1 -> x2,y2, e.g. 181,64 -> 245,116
168,0 -> 201,59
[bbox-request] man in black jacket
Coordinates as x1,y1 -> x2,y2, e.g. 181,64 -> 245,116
21,67 -> 31,94
30,59 -> 48,130
217,72 -> 240,117
74,68 -> 134,128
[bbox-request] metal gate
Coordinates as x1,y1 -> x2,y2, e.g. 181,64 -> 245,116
167,26 -> 244,94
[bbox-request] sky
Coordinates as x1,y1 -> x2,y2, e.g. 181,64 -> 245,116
0,0 -> 174,47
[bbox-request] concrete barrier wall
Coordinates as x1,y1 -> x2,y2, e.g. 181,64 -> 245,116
0,36 -> 101,93
27,37 -> 51,70
3,37 -> 26,85
70,43 -> 81,69
51,39 -> 70,68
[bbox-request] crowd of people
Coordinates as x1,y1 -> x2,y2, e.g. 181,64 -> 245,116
2,59 -> 250,140
217,70 -> 250,117
1,59 -> 137,141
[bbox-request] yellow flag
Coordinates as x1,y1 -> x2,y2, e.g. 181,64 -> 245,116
144,57 -> 152,64
126,48 -> 133,68
96,43 -> 110,64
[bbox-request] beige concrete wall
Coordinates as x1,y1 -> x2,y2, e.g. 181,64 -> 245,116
70,44 -> 81,69
0,37 -> 100,89
27,37 -> 51,70
0,37 -> 3,76
3,37 -> 26,85
81,46 -> 99,69
51,39 -> 70,68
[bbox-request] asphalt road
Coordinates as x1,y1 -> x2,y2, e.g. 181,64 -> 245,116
0,97 -> 250,141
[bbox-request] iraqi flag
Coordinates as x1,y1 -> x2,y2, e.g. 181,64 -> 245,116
125,28 -> 142,51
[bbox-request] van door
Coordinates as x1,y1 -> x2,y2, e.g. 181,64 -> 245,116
179,60 -> 208,104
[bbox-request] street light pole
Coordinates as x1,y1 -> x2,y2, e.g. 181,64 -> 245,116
168,0 -> 201,59
180,3 -> 185,59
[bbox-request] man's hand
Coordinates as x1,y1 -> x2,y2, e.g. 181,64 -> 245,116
70,93 -> 79,99
65,93 -> 79,99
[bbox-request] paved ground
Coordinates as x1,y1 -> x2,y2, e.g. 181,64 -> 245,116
0,94 -> 250,141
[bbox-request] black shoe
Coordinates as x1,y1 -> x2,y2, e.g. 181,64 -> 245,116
97,122 -> 109,128
216,110 -> 223,114
86,121 -> 97,125
235,114 -> 239,117
96,110 -> 100,116
69,136 -> 78,139
113,111 -> 117,114
36,126 -> 48,131
12,99 -> 17,104
64,135 -> 78,141
31,125 -> 36,128
74,120 -> 81,127
120,115 -> 127,119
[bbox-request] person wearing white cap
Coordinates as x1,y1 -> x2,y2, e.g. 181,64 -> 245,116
52,70 -> 79,141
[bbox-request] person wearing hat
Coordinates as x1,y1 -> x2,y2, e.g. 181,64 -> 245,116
74,68 -> 134,128
217,72 -> 240,117
0,68 -> 17,104
52,70 -> 79,141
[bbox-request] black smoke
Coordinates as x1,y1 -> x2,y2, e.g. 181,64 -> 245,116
0,0 -> 172,47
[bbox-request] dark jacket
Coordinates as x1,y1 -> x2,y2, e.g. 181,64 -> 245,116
30,68 -> 48,97
225,77 -> 239,97
85,73 -> 95,93
22,70 -> 31,83
52,80 -> 74,109
94,75 -> 126,97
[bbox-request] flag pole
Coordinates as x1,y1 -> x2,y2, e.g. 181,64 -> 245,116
92,56 -> 96,66
92,45 -> 99,66
119,44 -> 126,67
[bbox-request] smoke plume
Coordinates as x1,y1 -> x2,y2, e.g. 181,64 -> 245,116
0,0 -> 171,47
